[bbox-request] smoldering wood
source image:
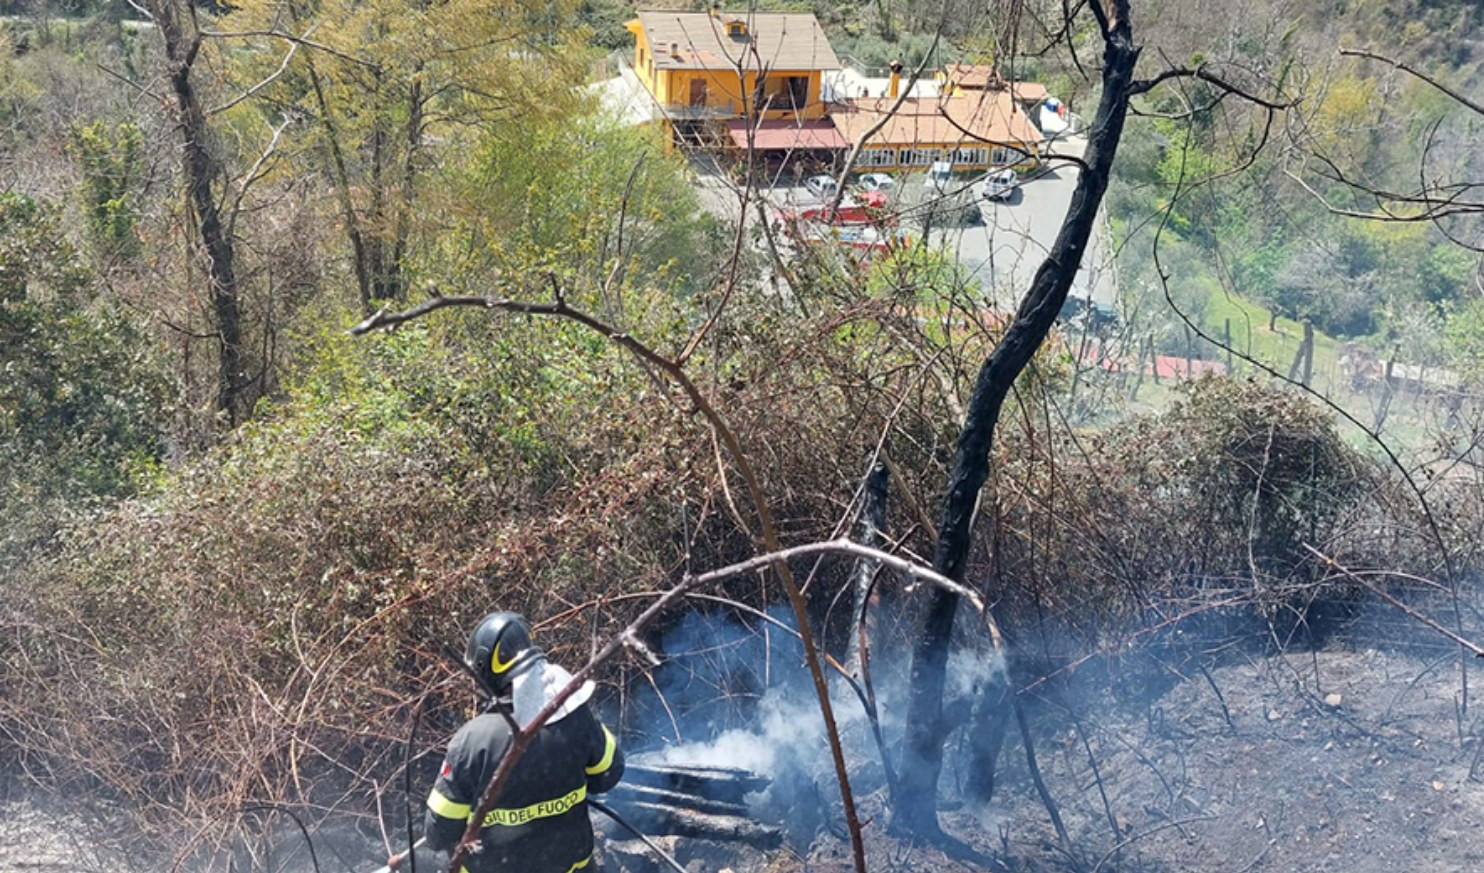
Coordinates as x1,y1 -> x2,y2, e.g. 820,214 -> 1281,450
604,783 -> 750,818
612,801 -> 783,849
623,762 -> 770,802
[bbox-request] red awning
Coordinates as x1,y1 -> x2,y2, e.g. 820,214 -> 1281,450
726,119 -> 849,151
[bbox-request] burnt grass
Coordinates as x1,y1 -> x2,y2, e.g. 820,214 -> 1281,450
5,604 -> 1484,873
787,639 -> 1484,872
600,599 -> 1484,873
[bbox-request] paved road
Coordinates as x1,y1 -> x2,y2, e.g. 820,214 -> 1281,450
934,136 -> 1117,311
689,137 -> 1117,312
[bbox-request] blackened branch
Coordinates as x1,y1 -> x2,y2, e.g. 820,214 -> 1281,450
1130,65 -> 1294,110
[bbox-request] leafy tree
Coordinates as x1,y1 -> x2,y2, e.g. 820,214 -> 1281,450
448,117 -> 720,298
69,119 -> 144,259
0,194 -> 167,557
1443,298 -> 1484,385
224,0 -> 587,312
577,0 -> 635,50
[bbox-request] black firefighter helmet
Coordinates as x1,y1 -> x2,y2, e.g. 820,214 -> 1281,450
464,611 -> 541,696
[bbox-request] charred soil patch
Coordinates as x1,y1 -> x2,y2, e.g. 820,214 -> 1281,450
782,645 -> 1484,873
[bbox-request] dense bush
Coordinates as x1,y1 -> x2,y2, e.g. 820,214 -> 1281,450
0,268 -> 1454,865
0,193 -> 169,563
979,377 -> 1424,656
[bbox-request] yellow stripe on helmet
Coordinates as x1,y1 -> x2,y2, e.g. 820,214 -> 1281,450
491,642 -> 517,674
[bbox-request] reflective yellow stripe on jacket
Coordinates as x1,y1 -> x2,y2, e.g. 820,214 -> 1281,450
585,726 -> 617,776
428,783 -> 588,829
426,789 -> 470,821
481,784 -> 587,827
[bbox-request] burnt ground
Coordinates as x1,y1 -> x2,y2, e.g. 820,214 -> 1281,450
783,644 -> 1484,873
6,641 -> 1484,873
602,637 -> 1484,873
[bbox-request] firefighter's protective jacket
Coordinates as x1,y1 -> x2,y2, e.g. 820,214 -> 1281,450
424,659 -> 623,873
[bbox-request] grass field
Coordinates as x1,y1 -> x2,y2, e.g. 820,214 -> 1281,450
1196,289 -> 1459,458
1201,290 -> 1347,389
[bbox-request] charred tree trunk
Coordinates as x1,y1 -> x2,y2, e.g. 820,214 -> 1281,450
152,0 -> 244,425
846,459 -> 889,675
962,666 -> 1012,804
891,2 -> 1141,838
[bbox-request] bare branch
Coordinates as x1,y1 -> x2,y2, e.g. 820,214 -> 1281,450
1130,64 -> 1295,110
226,117 -> 293,239
201,28 -> 376,68
1340,46 -> 1484,117
1303,545 -> 1484,657
208,28 -> 309,115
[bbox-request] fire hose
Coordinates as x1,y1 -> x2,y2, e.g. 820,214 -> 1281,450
589,798 -> 690,873
371,837 -> 426,873
372,804 -> 686,873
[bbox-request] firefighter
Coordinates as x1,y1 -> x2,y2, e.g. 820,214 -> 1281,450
423,612 -> 624,873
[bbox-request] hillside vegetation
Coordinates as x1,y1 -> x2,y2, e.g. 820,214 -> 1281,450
1,0 -> 1483,869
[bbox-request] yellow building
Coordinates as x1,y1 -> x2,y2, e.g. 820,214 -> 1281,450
625,10 -> 846,152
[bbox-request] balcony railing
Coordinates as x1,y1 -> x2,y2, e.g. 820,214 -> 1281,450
661,103 -> 822,123
660,103 -> 741,120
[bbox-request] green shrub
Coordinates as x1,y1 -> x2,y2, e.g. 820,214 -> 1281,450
0,193 -> 168,560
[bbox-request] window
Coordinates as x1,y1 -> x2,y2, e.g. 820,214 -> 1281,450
785,76 -> 808,109
638,47 -> 645,67
905,148 -> 940,166
953,146 -> 988,166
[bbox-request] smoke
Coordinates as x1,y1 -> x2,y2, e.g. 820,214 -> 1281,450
609,579 -> 1484,863
652,684 -> 837,774
621,605 -> 1007,835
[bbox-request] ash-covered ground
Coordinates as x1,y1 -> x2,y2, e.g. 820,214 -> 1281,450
6,609 -> 1484,873
936,645 -> 1484,873
612,605 -> 1484,873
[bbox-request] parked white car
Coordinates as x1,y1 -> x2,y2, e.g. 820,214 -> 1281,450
857,172 -> 896,193
979,168 -> 1017,202
804,174 -> 839,198
923,161 -> 954,189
